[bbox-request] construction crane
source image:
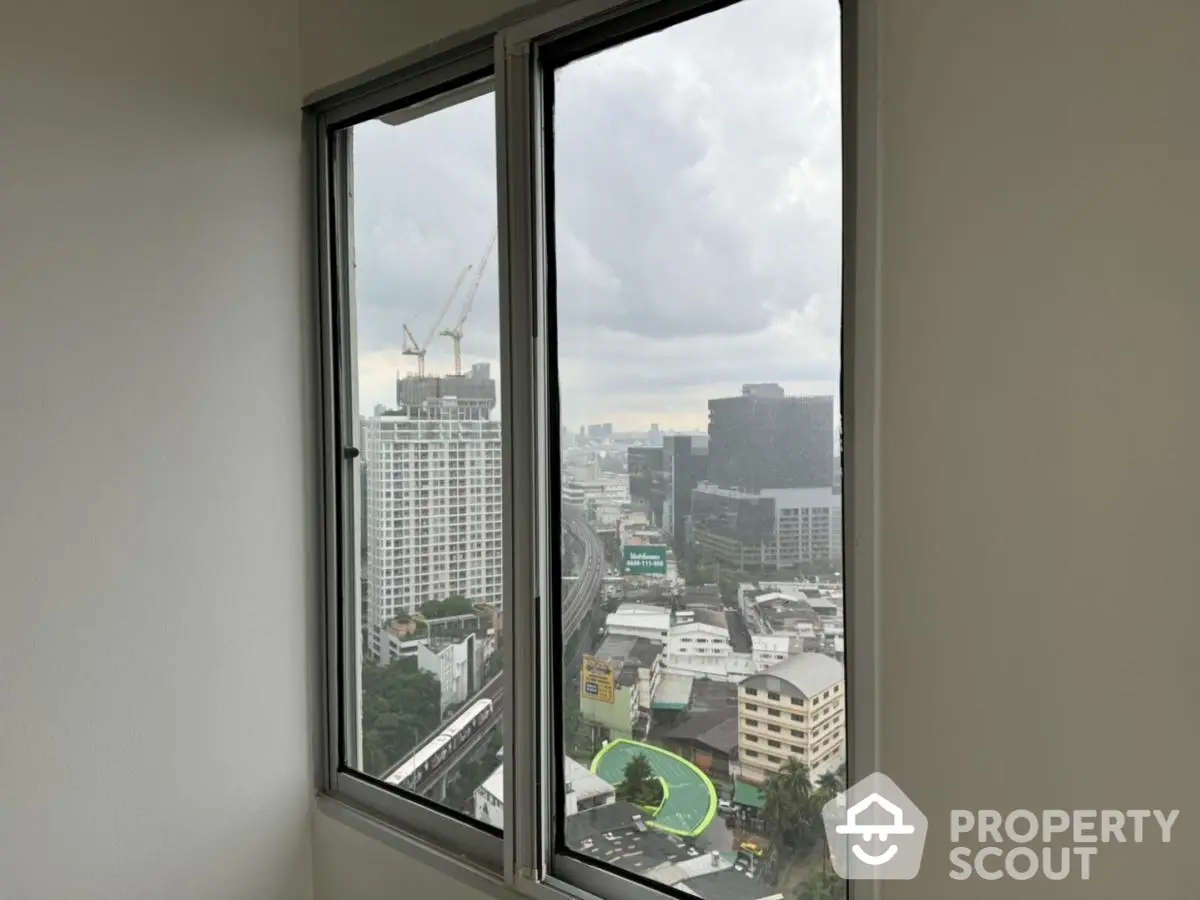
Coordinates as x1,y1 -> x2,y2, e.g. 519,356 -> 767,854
440,232 -> 496,376
402,264 -> 471,376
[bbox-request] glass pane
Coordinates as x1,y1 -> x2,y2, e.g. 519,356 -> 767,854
553,0 -> 844,896
344,87 -> 504,829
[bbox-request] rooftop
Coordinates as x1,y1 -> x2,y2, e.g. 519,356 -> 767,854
594,633 -> 661,670
725,611 -> 752,652
653,673 -> 694,710
480,758 -> 612,805
688,679 -> 739,714
612,602 -> 672,619
742,652 -> 844,699
675,608 -> 727,630
591,740 -> 717,837
680,586 -> 723,609
660,709 -> 739,755
680,866 -> 777,900
565,803 -> 698,874
645,851 -> 736,886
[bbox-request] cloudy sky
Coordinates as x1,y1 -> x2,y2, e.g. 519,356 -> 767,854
352,0 -> 841,432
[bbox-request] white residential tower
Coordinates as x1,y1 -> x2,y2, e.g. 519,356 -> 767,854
364,364 -> 502,624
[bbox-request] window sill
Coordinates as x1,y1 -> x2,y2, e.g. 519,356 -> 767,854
316,793 -> 516,900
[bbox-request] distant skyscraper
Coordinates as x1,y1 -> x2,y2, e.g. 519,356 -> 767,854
706,385 -> 834,491
690,385 -> 839,571
364,364 -> 502,625
627,435 -> 708,543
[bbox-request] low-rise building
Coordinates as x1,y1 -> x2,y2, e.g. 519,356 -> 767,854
369,621 -> 423,664
605,603 -> 672,645
662,609 -> 756,683
736,653 -> 845,786
475,758 -> 614,828
580,634 -> 662,740
418,632 -> 490,714
368,624 -> 493,713
658,709 -> 739,778
742,590 -> 841,657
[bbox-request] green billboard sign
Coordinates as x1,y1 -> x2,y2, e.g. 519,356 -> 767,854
623,545 -> 668,575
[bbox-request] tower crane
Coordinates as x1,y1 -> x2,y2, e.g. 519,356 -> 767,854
440,231 -> 496,376
402,263 -> 471,376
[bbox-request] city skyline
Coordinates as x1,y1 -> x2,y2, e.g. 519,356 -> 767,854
351,0 -> 841,425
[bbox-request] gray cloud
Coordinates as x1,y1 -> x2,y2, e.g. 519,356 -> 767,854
352,0 -> 841,427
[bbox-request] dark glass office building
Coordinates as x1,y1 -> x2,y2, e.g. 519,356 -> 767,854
706,385 -> 835,491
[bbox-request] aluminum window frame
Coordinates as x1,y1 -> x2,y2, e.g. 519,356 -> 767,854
310,39 -> 505,878
308,0 -> 878,897
499,2 -> 877,900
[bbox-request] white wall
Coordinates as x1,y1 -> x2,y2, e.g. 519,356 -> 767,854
299,0 -> 1200,898
315,813 -> 498,900
0,2 -> 313,899
300,0 -> 541,98
878,1 -> 1200,897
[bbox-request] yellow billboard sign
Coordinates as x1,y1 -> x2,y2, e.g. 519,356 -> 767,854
581,654 -> 615,704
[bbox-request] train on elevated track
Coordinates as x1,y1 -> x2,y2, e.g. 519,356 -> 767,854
384,697 -> 495,789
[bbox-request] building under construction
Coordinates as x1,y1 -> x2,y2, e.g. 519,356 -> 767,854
394,363 -> 496,416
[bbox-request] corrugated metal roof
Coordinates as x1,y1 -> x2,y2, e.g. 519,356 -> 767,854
741,652 -> 843,699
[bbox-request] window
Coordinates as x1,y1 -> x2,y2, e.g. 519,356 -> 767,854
316,53 -> 505,865
315,0 -> 851,897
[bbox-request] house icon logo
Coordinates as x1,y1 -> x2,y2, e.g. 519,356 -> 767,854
821,772 -> 928,880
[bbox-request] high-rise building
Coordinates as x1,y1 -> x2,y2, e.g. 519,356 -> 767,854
627,435 -> 708,542
707,385 -> 834,491
364,364 -> 502,625
661,434 -> 708,541
690,483 -> 842,570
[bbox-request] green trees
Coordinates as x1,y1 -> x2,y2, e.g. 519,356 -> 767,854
615,753 -> 663,809
764,759 -> 818,854
764,761 -> 849,894
360,657 -> 442,776
445,730 -> 503,811
795,869 -> 845,900
420,595 -> 475,619
811,765 -> 846,874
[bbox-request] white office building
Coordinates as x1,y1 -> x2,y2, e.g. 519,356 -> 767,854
364,367 -> 503,624
418,633 -> 490,715
760,487 -> 843,567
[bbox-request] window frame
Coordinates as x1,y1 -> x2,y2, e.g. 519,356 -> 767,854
307,0 -> 880,898
310,36 -> 505,877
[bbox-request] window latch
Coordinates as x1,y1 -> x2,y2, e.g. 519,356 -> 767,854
343,446 -> 360,460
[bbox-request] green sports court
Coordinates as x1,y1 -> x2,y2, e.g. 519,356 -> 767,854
591,739 -> 718,837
